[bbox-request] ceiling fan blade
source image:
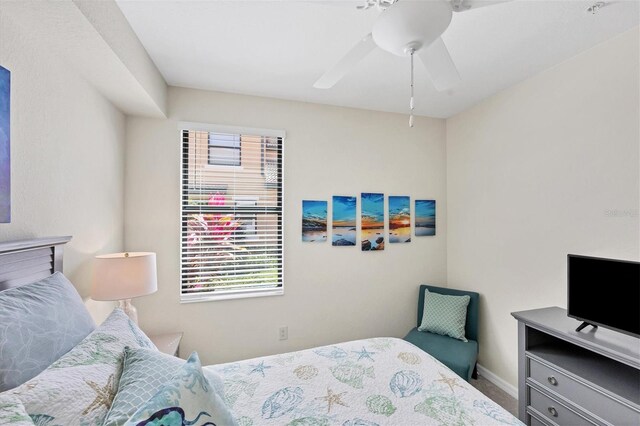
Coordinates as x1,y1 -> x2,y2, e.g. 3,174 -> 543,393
314,33 -> 377,89
417,37 -> 461,91
450,0 -> 512,12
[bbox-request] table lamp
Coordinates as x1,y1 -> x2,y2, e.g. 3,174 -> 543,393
92,252 -> 157,325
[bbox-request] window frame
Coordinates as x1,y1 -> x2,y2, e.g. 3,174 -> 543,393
179,122 -> 285,303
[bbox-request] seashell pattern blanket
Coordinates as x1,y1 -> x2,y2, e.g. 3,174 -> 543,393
205,337 -> 523,426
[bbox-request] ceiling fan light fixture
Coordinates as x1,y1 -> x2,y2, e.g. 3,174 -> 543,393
372,0 -> 452,57
403,42 -> 423,56
314,0 -> 513,104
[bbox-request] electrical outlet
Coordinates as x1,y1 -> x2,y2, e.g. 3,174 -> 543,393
279,326 -> 288,341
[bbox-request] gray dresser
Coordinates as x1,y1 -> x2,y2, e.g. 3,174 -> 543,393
512,307 -> 640,426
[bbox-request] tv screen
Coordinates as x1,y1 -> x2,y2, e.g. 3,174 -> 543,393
568,254 -> 640,338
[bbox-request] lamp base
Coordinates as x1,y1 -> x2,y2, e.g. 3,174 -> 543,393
119,299 -> 139,325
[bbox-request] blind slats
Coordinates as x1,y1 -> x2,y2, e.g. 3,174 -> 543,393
181,236 -> 282,240
180,128 -> 283,299
181,276 -> 279,286
182,268 -> 280,277
182,283 -> 281,295
181,252 -> 281,260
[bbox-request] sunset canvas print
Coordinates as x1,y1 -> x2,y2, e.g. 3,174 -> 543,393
415,199 -> 436,236
361,192 -> 384,251
332,196 -> 356,246
302,200 -> 327,242
0,66 -> 9,223
389,196 -> 411,243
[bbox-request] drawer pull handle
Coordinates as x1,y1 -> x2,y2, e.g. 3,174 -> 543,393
547,376 -> 558,386
548,406 -> 558,417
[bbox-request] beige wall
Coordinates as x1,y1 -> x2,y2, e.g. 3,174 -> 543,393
6,1 -> 637,392
126,87 -> 447,364
446,27 -> 640,389
0,9 -> 126,299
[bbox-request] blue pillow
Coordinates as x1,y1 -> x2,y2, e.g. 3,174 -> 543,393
418,289 -> 470,342
104,347 -> 228,426
0,272 -> 96,391
124,352 -> 237,426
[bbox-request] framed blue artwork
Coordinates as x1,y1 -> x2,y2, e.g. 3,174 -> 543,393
302,200 -> 327,242
332,196 -> 356,246
415,200 -> 436,236
389,196 -> 411,243
0,65 -> 10,223
361,192 -> 384,251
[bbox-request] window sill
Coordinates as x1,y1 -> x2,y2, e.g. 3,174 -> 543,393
180,287 -> 284,303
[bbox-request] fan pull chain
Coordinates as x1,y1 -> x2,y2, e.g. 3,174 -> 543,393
409,49 -> 415,128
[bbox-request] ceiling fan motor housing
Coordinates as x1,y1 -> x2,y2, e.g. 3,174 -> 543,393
372,0 -> 453,56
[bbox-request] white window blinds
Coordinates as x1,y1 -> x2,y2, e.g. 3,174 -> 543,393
208,133 -> 241,166
180,124 -> 284,302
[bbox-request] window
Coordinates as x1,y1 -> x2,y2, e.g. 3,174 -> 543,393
234,196 -> 258,241
208,133 -> 241,166
180,123 -> 284,302
261,136 -> 279,187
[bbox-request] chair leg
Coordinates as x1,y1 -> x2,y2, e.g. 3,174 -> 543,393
472,363 -> 478,380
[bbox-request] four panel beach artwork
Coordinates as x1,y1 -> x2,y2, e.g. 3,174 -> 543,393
301,200 -> 327,242
302,194 -> 436,246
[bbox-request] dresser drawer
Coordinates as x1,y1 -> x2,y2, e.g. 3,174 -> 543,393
528,356 -> 640,425
529,413 -> 550,426
529,385 -> 595,426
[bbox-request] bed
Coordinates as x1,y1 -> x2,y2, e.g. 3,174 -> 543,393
0,237 -> 522,426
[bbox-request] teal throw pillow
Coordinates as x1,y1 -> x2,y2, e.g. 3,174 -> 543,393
124,352 -> 237,426
418,289 -> 470,342
104,347 -> 227,426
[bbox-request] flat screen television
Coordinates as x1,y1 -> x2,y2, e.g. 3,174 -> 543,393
567,254 -> 640,338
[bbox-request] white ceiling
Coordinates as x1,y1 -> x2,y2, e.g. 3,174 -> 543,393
116,0 -> 639,118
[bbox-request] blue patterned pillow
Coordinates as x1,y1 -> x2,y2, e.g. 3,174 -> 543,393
0,272 -> 96,391
104,347 -> 227,426
418,289 -> 470,342
124,352 -> 237,426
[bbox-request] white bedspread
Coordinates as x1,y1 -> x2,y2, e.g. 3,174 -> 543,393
206,337 -> 523,426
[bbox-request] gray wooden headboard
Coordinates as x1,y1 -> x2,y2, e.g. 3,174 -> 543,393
0,236 -> 72,291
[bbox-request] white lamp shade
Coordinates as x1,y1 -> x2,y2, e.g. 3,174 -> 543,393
92,252 -> 158,301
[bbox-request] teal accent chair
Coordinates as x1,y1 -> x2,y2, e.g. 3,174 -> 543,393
403,284 -> 480,382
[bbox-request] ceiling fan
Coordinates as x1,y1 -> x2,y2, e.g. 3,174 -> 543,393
313,0 -> 510,126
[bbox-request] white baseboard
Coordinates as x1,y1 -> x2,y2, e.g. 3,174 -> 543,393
476,363 -> 518,400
